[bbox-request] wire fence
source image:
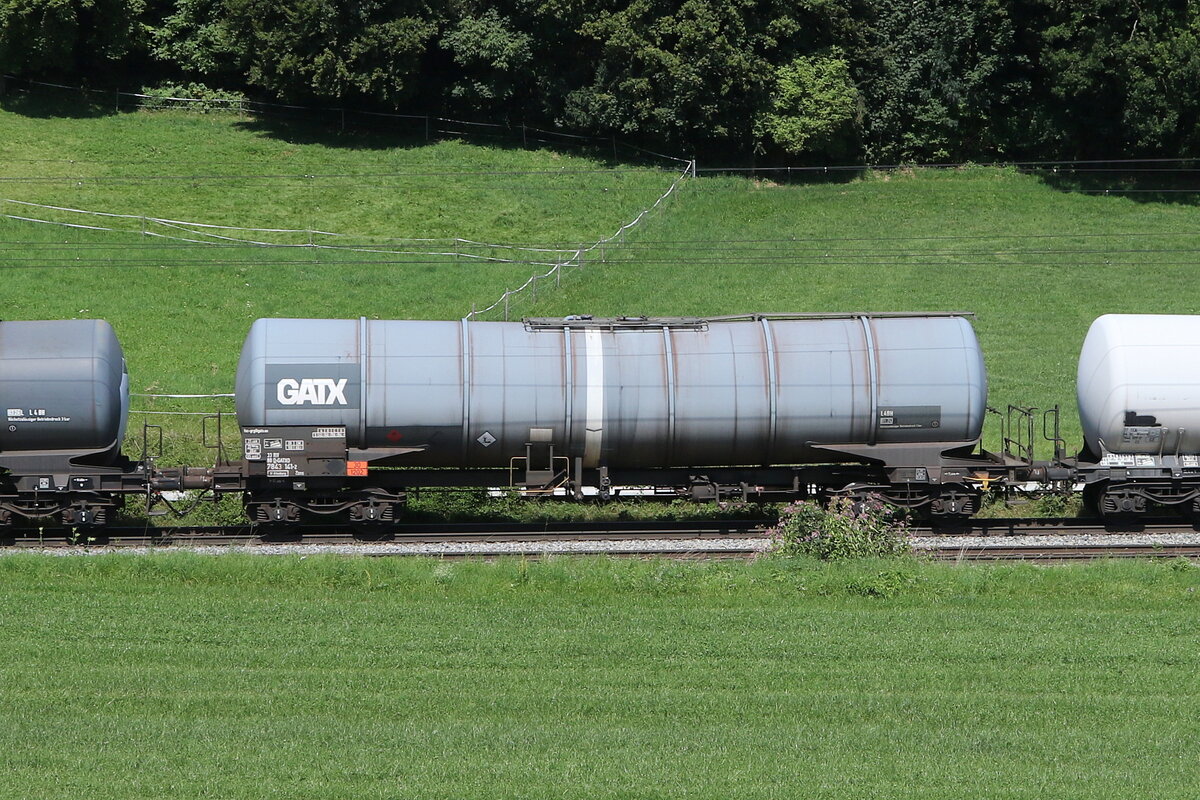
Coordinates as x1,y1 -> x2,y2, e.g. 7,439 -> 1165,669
0,198 -> 585,264
463,159 -> 696,321
0,154 -> 694,276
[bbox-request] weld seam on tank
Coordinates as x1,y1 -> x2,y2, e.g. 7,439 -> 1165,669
460,318 -> 472,463
662,326 -> 676,465
760,317 -> 778,463
859,316 -> 879,446
358,317 -> 369,449
563,328 -> 574,457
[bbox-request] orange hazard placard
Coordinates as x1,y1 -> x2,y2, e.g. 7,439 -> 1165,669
346,461 -> 369,477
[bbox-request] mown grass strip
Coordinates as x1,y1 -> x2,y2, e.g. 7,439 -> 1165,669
0,554 -> 1197,799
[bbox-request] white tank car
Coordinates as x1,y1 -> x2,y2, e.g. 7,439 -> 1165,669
1077,314 -> 1200,457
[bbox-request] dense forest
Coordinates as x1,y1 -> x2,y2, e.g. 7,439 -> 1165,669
1,0 -> 1197,162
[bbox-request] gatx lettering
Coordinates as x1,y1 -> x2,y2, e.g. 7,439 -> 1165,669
276,378 -> 349,406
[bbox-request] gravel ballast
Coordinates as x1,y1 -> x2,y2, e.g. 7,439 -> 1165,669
5,530 -> 1200,557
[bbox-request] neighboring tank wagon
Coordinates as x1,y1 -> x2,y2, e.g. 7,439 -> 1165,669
1078,314 -> 1200,458
0,319 -> 129,467
0,319 -> 144,525
1076,314 -> 1200,516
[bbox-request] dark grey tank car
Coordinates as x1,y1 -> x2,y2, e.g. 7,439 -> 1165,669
0,320 -> 142,527
0,319 -> 129,469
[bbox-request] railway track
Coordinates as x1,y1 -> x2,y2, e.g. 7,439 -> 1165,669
0,519 -> 770,549
926,516 -> 1200,537
927,542 -> 1200,562
3,517 -> 1200,561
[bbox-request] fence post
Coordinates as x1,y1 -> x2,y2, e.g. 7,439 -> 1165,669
504,291 -> 510,321
522,123 -> 527,148
531,272 -> 537,303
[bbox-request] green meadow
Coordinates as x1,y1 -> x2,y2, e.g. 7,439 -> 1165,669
0,554 -> 1197,799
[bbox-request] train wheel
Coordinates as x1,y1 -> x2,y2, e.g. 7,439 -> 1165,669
245,499 -> 301,525
348,498 -> 400,526
60,501 -> 110,528
1189,498 -> 1200,528
1097,489 -> 1146,518
1080,483 -> 1105,518
926,485 -> 980,527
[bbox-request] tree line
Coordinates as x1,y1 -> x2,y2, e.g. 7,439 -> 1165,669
1,0 -> 1197,163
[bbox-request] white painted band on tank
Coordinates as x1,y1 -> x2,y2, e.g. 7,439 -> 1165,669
358,316 -> 369,449
583,328 -> 605,468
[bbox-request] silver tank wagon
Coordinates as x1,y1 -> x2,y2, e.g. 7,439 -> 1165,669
236,313 -> 986,469
0,319 -> 129,469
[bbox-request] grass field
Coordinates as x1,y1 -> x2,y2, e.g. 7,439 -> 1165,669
0,554 -> 1197,799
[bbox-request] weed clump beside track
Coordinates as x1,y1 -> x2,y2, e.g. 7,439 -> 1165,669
769,497 -> 912,560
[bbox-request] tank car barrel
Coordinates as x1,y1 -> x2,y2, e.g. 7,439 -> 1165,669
234,314 -> 988,471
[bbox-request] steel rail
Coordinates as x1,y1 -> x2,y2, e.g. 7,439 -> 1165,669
926,543 -> 1200,562
0,519 -> 773,549
914,516 -> 1200,537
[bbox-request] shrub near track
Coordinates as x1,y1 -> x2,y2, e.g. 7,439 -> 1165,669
0,554 -> 1197,799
